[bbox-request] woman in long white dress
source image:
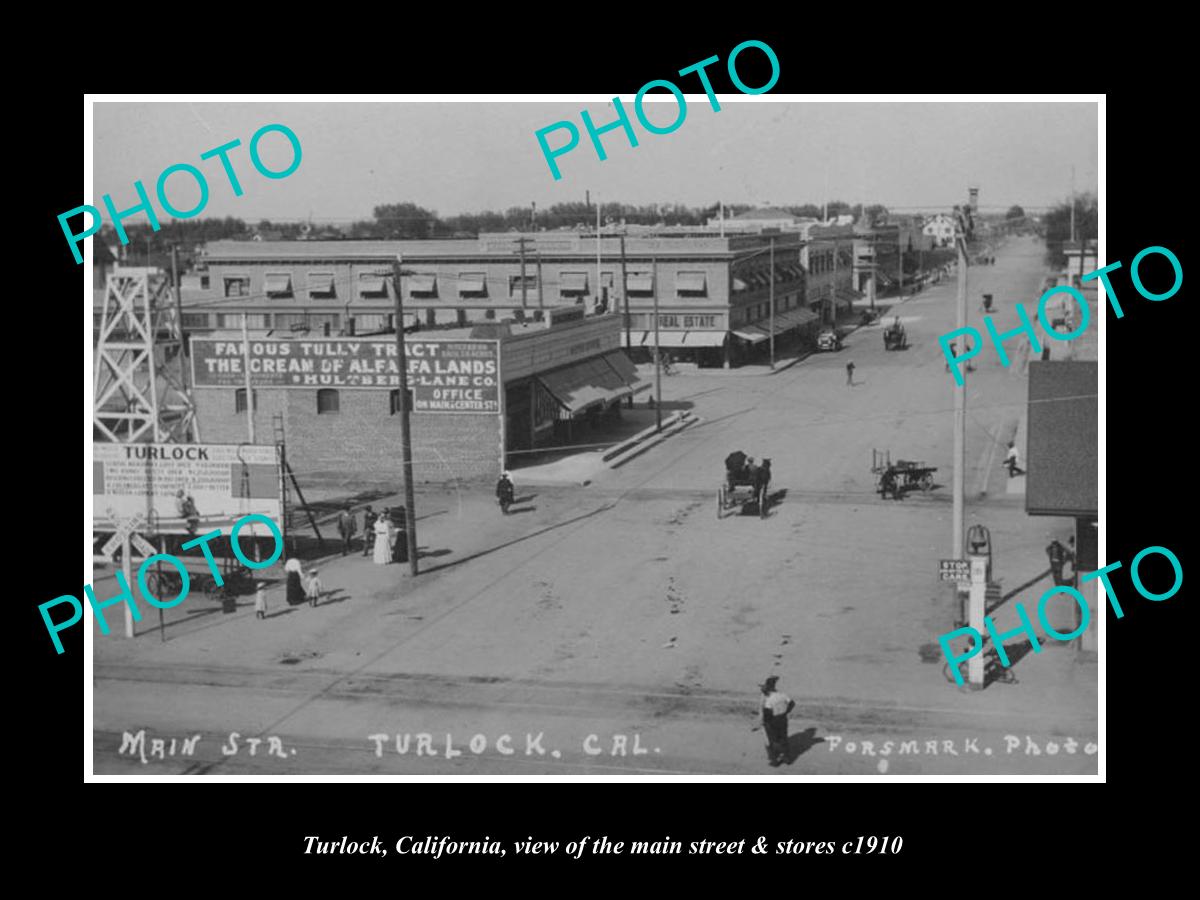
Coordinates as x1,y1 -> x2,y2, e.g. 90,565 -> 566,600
373,514 -> 393,565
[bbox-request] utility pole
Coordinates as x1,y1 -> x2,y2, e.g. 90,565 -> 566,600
241,312 -> 255,444
170,245 -> 194,440
392,258 -> 419,577
898,237 -> 904,296
620,234 -> 630,350
596,195 -> 602,309
952,202 -> 969,566
536,251 -> 544,309
516,237 -> 529,309
652,255 -> 662,433
768,236 -> 776,369
1069,165 -> 1076,245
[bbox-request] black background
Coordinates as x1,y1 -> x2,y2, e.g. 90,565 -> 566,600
21,26 -> 1187,883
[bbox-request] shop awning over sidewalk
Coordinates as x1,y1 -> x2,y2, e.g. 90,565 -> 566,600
732,327 -> 769,344
602,351 -> 650,394
537,356 -> 635,417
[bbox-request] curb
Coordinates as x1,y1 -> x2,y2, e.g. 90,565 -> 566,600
607,414 -> 702,469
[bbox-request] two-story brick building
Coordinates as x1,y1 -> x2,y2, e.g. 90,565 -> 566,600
178,232 -> 818,369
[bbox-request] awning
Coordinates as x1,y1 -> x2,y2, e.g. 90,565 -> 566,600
409,274 -> 437,295
732,277 -> 749,292
458,274 -> 487,295
264,274 -> 292,295
836,286 -> 864,301
640,330 -> 690,348
684,331 -> 727,347
676,272 -> 707,294
602,351 -> 649,394
732,327 -> 768,344
537,357 -> 633,416
776,307 -> 819,329
307,272 -> 334,295
359,274 -> 387,294
627,273 -> 654,293
561,272 -> 589,294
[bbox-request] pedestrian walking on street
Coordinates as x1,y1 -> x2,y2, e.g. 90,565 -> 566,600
254,581 -> 268,620
1046,538 -> 1067,586
846,361 -> 855,386
362,505 -> 377,558
760,675 -> 795,767
284,557 -> 305,606
496,472 -> 515,514
373,513 -> 394,565
1004,441 -> 1025,478
336,505 -> 356,556
305,569 -> 323,608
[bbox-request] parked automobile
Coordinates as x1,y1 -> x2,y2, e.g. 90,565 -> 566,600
817,329 -> 843,352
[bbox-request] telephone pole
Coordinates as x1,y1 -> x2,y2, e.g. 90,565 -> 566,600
515,236 -> 530,309
768,236 -> 776,369
392,257 -> 419,577
652,255 -> 662,433
620,233 -> 630,350
952,200 -> 970,563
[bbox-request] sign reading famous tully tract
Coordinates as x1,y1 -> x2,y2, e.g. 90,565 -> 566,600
191,338 -> 500,413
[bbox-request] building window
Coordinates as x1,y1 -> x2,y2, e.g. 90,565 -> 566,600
458,272 -> 488,298
217,313 -> 270,329
223,276 -> 250,298
513,308 -> 526,323
181,313 -> 210,329
358,272 -> 389,299
533,310 -> 545,322
456,309 -> 468,327
425,309 -> 437,328
200,276 -> 210,290
307,272 -> 336,298
484,308 -> 496,320
317,389 -> 340,414
389,389 -> 414,415
234,388 -> 257,413
676,271 -> 707,297
626,273 -> 654,296
264,273 -> 293,298
408,274 -> 438,298
559,272 -> 589,297
355,314 -> 388,333
509,274 -> 538,299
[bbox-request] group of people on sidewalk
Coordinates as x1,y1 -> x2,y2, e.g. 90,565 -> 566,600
254,558 -> 326,620
334,505 -> 408,565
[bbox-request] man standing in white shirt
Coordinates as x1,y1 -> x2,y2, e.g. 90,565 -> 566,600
760,675 -> 796,767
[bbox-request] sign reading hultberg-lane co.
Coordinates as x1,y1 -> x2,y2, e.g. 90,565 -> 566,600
190,338 -> 501,414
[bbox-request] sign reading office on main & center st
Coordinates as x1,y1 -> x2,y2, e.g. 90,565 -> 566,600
190,338 -> 501,414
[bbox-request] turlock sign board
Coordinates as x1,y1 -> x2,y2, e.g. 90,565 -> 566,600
93,443 -> 282,535
191,338 -> 501,414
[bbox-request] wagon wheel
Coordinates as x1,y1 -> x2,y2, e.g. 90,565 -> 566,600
717,485 -> 726,519
921,472 -> 934,492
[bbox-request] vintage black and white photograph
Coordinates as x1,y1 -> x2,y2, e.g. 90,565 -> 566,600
85,96 -> 1100,776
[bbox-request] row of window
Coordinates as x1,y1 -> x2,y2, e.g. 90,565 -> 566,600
809,251 -> 838,275
217,270 -> 712,301
235,388 -> 411,416
181,307 -> 556,333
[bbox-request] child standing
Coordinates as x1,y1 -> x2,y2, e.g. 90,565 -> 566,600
254,582 -> 268,620
305,569 -> 323,608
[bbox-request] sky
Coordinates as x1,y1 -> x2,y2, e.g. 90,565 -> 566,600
91,99 -> 1099,222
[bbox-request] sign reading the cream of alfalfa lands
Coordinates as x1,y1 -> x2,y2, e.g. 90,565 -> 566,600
190,338 -> 501,414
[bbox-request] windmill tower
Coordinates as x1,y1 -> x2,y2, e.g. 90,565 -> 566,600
93,265 -> 196,443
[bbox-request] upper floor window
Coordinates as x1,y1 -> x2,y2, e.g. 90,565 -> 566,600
223,276 -> 250,298
307,272 -> 336,298
458,272 -> 488,298
264,273 -> 293,298
509,274 -> 538,299
560,272 -> 589,297
676,271 -> 707,297
408,274 -> 438,298
358,272 -> 389,299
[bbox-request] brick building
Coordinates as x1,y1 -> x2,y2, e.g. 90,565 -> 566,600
178,232 -> 818,368
190,311 -> 643,485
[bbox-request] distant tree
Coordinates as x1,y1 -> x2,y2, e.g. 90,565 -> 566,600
371,202 -> 439,239
1041,193 -> 1097,266
1006,205 -> 1026,219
